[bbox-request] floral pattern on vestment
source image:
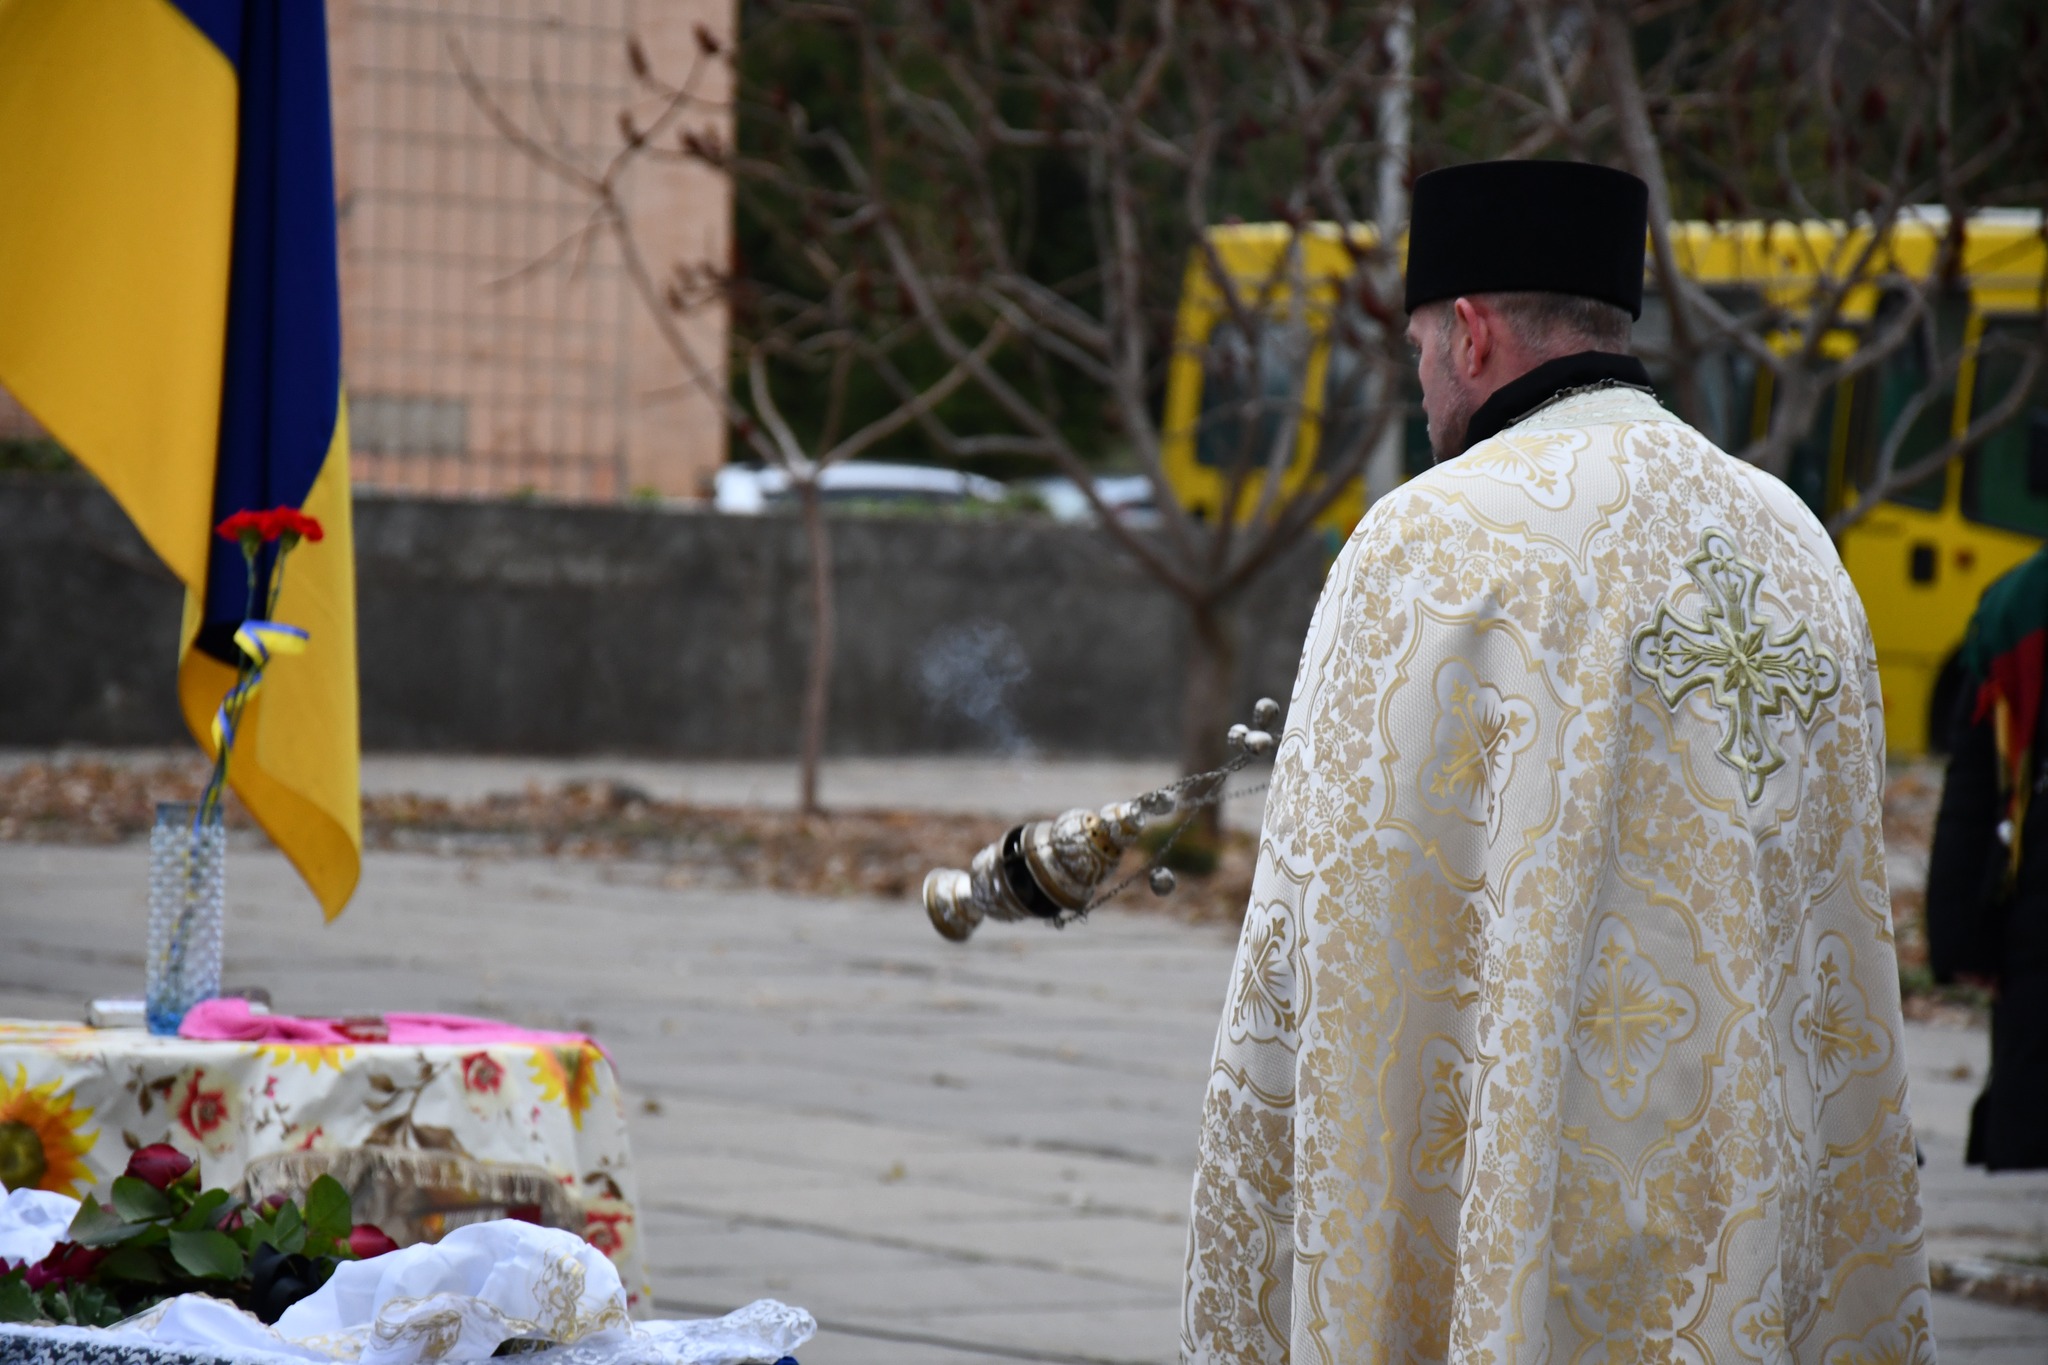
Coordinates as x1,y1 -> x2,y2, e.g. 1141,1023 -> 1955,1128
1182,389 -> 1928,1364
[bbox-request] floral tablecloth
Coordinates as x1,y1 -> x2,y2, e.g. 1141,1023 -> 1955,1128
0,1021 -> 649,1312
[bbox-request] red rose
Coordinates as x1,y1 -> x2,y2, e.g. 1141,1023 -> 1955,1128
346,1223 -> 398,1259
460,1052 -> 503,1094
25,1241 -> 106,1290
124,1143 -> 194,1191
259,1192 -> 291,1214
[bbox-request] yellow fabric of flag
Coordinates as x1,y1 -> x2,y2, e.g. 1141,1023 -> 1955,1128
0,0 -> 362,918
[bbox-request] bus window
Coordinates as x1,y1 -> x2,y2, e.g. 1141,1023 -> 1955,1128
1961,322 -> 2048,535
1759,368 -> 1844,519
1851,292 -> 1974,511
1195,320 -> 1309,471
1320,326 -> 1433,480
1636,287 -> 1765,452
1318,329 -> 1374,474
1788,389 -> 1840,518
1695,346 -> 1763,454
1855,298 -> 1955,510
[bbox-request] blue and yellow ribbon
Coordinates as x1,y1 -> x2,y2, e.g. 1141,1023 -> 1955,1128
211,620 -> 310,749
234,619 -> 309,667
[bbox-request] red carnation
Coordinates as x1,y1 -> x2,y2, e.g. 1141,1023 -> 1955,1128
213,506 -> 325,544
347,1223 -> 399,1260
273,508 -> 324,542
216,510 -> 270,543
124,1142 -> 194,1191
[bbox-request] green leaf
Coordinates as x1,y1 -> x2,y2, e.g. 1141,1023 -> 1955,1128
97,1245 -> 168,1284
168,1228 -> 244,1280
110,1175 -> 173,1223
63,1283 -> 125,1328
66,1199 -> 146,1248
175,1188 -> 232,1232
303,1175 -> 352,1243
267,1200 -> 307,1256
0,1274 -> 39,1323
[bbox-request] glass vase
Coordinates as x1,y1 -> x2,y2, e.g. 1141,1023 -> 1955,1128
146,801 -> 226,1036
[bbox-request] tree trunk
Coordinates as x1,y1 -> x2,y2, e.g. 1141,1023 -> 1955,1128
1179,600 -> 1239,846
794,477 -> 835,817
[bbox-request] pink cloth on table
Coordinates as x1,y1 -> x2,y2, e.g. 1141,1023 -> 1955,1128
177,998 -> 604,1055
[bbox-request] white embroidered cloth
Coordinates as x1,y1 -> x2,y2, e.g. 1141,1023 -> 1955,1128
1182,388 -> 1931,1362
273,1222 -> 632,1361
81,1224 -> 814,1363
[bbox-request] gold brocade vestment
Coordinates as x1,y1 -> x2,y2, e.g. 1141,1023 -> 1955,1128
1182,388 -> 1930,1364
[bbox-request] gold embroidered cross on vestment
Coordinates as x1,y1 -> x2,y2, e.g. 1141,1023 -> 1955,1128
1630,529 -> 1841,803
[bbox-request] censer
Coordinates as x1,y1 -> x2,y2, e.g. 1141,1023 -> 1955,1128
921,699 -> 1280,941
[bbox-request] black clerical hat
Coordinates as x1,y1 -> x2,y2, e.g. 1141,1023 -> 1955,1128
1404,161 -> 1649,318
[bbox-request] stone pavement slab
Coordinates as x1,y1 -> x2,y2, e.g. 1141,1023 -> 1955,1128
3,839 -> 2045,1363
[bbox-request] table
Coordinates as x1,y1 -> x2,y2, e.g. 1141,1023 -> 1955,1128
0,1021 -> 650,1311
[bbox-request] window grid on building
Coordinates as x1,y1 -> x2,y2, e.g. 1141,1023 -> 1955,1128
340,0 -> 638,502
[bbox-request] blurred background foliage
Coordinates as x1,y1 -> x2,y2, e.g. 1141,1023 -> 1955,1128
728,0 -> 2046,476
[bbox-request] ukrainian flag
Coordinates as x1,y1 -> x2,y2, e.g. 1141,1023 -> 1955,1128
0,0 -> 361,918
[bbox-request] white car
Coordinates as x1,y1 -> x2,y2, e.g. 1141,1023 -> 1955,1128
713,461 -> 1008,514
1026,473 -> 1164,527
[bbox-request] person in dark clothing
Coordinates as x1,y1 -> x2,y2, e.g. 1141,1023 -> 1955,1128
1925,544 -> 2048,1170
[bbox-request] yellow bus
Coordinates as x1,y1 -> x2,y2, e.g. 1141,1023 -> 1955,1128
1161,212 -> 2047,756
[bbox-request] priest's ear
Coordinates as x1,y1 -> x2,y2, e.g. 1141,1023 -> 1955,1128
1449,296 -> 1499,379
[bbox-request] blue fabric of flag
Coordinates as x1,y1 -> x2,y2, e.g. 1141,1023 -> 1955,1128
189,1 -> 345,663
167,0 -> 242,66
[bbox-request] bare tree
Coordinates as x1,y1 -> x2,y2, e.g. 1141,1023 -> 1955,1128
703,1 -> 1452,809
473,0 -> 2043,815
457,25 -> 1012,815
1488,0 -> 2046,526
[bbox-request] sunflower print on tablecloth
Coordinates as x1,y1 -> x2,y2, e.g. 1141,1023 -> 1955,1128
255,1043 -> 357,1075
529,1044 -> 604,1129
0,1064 -> 97,1196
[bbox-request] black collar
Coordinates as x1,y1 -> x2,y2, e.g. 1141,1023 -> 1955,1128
1453,350 -> 1655,457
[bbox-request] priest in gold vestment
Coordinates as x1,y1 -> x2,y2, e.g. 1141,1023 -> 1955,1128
1182,162 -> 1931,1364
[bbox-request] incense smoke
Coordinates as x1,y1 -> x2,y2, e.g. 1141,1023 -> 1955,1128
915,621 -> 1036,755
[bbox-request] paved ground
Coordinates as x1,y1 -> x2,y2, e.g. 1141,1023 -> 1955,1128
3,829 -> 2045,1362
0,750 -> 1273,832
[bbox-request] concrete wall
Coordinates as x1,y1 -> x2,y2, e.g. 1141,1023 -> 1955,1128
0,477 -> 1327,758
